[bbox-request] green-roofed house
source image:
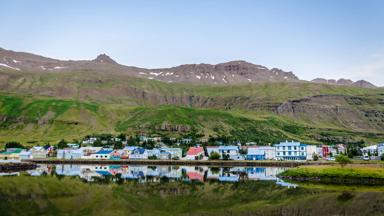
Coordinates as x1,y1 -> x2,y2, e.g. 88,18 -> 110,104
0,148 -> 23,161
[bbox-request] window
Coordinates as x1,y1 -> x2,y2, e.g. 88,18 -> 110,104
288,146 -> 291,150
294,147 -> 297,150
288,152 -> 291,155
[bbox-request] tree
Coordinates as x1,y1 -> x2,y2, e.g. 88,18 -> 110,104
113,141 -> 123,150
222,153 -> 230,160
5,141 -> 24,149
312,153 -> 319,161
209,152 -> 221,160
127,136 -> 137,146
381,154 -> 384,161
57,139 -> 68,149
335,155 -> 351,168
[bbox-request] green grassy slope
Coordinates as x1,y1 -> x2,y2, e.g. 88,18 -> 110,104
0,92 -> 383,147
1,68 -> 384,146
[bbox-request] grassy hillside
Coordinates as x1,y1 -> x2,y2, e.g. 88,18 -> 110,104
0,92 -> 383,147
1,68 -> 384,146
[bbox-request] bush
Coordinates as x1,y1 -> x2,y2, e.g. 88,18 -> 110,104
381,154 -> 384,161
148,155 -> 157,160
209,152 -> 220,160
57,139 -> 68,149
335,155 -> 351,167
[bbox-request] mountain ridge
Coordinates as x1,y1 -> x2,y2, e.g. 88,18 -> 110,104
0,47 -> 377,87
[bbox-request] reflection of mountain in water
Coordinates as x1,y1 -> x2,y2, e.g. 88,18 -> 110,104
18,164 -> 297,187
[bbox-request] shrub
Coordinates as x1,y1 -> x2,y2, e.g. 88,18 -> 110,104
5,141 -> 24,149
209,152 -> 220,160
335,155 -> 351,167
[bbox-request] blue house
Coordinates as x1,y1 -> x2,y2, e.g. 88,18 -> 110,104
246,148 -> 265,160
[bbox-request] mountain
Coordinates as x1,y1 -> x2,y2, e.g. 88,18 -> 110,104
312,78 -> 376,88
0,48 -> 298,85
0,47 -> 383,146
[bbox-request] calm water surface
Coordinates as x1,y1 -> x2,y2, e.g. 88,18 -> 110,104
3,163 -> 297,187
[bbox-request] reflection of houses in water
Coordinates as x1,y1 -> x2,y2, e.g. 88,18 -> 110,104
246,167 -> 286,181
183,166 -> 207,182
55,164 -> 82,176
276,179 -> 298,188
20,164 -> 294,188
0,172 -> 20,176
27,164 -> 53,176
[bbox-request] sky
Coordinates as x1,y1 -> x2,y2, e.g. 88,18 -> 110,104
1,0 -> 384,86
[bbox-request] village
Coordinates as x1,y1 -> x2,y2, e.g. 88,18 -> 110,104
1,135 -> 383,163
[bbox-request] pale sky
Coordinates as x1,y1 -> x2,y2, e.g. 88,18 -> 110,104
1,0 -> 384,86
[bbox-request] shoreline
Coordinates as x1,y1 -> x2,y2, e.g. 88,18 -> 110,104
23,159 -> 325,167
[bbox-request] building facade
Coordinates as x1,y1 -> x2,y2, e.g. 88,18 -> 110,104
274,141 -> 307,161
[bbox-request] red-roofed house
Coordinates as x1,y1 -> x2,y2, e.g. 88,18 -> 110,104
185,146 -> 204,160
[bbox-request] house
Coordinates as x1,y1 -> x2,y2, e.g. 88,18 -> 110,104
257,146 -> 276,160
274,141 -> 307,161
218,146 -> 241,160
90,149 -> 113,160
306,145 -> 318,160
185,146 -> 204,160
82,137 -> 98,145
378,143 -> 384,157
80,147 -> 103,159
0,148 -> 23,161
246,147 -> 265,160
130,148 -> 148,160
57,148 -> 84,160
30,146 -> 48,159
110,150 -> 125,160
206,146 -> 219,157
158,151 -> 172,160
161,148 -> 182,159
362,145 -> 378,157
19,150 -> 32,160
147,149 -> 161,158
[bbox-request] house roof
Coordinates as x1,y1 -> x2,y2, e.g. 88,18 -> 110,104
95,149 -> 114,154
218,146 -> 239,151
274,141 -> 306,147
1,148 -> 23,154
247,149 -> 265,155
187,147 -> 204,155
133,148 -> 146,154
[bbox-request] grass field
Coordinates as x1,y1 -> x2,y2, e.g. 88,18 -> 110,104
280,164 -> 384,183
0,174 -> 384,216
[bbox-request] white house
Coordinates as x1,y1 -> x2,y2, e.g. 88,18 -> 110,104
57,149 -> 84,160
30,146 -> 48,159
218,146 -> 241,160
90,149 -> 113,160
257,146 -> 276,160
161,148 -> 182,159
274,141 -> 307,161
185,146 -> 204,160
378,143 -> 384,157
306,145 -> 318,160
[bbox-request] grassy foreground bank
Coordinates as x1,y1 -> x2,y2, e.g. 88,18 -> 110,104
0,174 -> 384,216
280,164 -> 384,184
